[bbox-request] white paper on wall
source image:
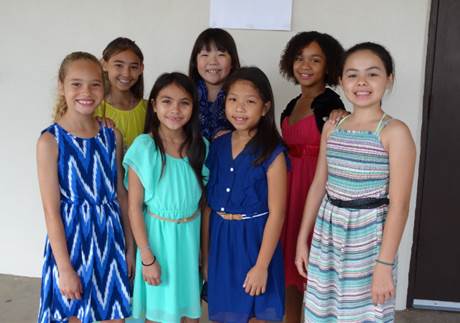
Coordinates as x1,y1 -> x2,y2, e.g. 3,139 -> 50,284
209,0 -> 292,31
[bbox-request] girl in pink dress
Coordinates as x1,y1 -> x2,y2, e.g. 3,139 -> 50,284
279,31 -> 346,322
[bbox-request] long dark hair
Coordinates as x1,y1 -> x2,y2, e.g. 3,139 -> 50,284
188,28 -> 240,84
223,67 -> 284,165
102,37 -> 144,99
144,72 -> 206,196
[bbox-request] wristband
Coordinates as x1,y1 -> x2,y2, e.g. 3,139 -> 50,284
375,259 -> 394,266
142,255 -> 156,266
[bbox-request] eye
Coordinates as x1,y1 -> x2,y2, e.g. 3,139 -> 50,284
227,96 -> 236,102
247,99 -> 257,105
130,65 -> 139,71
312,58 -> 321,64
160,98 -> 171,104
346,73 -> 357,79
114,63 -> 123,68
295,56 -> 303,62
71,82 -> 81,87
91,82 -> 102,87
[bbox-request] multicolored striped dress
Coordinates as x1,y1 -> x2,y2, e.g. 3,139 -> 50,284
37,123 -> 131,323
304,114 -> 396,323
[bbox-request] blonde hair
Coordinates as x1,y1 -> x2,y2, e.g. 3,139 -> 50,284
52,51 -> 103,121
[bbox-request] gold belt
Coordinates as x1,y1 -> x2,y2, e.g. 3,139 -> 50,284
147,210 -> 199,224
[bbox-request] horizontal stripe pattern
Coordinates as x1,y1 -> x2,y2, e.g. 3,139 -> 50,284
305,120 -> 396,323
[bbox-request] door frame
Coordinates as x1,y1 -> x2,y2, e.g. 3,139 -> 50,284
406,0 -> 439,308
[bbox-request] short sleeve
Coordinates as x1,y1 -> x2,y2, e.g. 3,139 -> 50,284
122,134 -> 156,191
262,144 -> 290,173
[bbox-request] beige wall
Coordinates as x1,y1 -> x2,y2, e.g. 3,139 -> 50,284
0,0 -> 430,309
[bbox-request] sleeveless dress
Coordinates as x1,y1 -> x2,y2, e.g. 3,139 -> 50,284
304,114 -> 396,323
280,115 -> 320,292
206,133 -> 286,323
37,123 -> 131,323
94,99 -> 147,151
122,134 -> 208,323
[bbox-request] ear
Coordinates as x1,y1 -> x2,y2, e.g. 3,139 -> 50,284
338,76 -> 343,88
262,101 -> 271,116
151,99 -> 156,112
387,73 -> 394,89
100,58 -> 108,71
140,62 -> 144,74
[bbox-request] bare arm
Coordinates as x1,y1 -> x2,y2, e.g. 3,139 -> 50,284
127,167 -> 161,285
37,133 -> 82,299
201,205 -> 211,281
295,120 -> 334,277
114,130 -> 134,277
371,120 -> 416,305
243,153 -> 287,296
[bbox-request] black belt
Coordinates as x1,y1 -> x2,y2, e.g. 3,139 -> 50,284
326,193 -> 389,209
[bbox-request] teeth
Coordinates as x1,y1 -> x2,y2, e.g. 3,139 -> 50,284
118,79 -> 130,84
356,91 -> 371,96
77,99 -> 94,105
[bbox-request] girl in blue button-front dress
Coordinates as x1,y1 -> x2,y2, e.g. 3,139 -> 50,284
203,67 -> 288,322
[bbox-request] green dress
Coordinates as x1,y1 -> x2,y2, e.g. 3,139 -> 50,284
123,134 -> 208,323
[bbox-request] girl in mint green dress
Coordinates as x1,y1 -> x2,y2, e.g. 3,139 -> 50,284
123,72 -> 208,323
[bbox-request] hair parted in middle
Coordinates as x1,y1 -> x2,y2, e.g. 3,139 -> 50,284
279,31 -> 344,86
223,66 -> 284,166
144,72 -> 206,197
102,37 -> 144,99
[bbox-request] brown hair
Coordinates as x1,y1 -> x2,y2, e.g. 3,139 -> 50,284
53,51 -> 103,121
102,37 -> 144,99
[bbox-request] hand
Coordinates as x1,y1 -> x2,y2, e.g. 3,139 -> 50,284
295,242 -> 309,279
201,257 -> 208,281
95,116 -> 116,128
213,129 -> 231,139
126,245 -> 135,279
243,265 -> 268,296
142,260 -> 161,286
371,263 -> 395,305
327,109 -> 349,125
58,267 -> 82,300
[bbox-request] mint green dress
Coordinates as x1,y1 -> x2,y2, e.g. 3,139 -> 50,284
123,134 -> 208,323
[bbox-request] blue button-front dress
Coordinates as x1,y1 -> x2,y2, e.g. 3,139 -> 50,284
206,133 -> 286,323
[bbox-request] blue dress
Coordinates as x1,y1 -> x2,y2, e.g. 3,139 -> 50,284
37,123 -> 131,323
206,133 -> 286,323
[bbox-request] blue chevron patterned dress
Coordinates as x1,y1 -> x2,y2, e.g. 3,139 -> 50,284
38,123 -> 131,323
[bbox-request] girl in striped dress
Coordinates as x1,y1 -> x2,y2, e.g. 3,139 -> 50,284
295,42 -> 416,322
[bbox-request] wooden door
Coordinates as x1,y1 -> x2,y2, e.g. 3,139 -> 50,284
408,0 -> 460,311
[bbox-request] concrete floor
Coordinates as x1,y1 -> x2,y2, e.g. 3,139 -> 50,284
1,274 -> 459,323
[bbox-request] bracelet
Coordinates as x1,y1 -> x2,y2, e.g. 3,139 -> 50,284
142,255 -> 156,266
375,259 -> 394,266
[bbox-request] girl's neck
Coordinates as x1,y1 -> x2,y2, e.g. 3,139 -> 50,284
232,129 -> 255,144
300,82 -> 326,100
59,112 -> 99,136
350,105 -> 385,123
205,82 -> 222,102
158,125 -> 185,144
106,89 -> 137,110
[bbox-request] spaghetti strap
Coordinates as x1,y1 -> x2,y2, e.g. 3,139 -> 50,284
375,113 -> 392,136
336,114 -> 351,129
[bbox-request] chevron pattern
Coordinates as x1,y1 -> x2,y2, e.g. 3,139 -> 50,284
38,124 -> 131,323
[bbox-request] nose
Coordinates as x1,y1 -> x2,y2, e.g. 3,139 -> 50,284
357,75 -> 367,86
235,101 -> 245,112
121,65 -> 130,76
301,59 -> 311,70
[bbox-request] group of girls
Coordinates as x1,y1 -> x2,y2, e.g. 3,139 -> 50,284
36,27 -> 416,323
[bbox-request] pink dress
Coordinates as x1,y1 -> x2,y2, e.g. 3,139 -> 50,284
281,114 -> 321,292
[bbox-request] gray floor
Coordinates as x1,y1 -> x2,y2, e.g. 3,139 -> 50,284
1,274 -> 459,323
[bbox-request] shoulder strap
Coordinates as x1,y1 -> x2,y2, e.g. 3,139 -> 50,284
375,113 -> 392,135
336,114 -> 351,129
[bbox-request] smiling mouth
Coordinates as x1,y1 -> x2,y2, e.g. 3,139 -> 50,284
117,78 -> 132,84
354,91 -> 372,96
76,99 -> 95,106
206,69 -> 222,74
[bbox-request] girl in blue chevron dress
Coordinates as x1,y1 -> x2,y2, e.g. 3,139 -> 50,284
37,52 -> 133,323
295,43 -> 416,322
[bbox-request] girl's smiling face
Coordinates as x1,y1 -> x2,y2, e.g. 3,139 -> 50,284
292,41 -> 327,88
196,43 -> 232,87
225,80 -> 270,133
103,49 -> 143,93
340,49 -> 393,109
153,83 -> 193,133
59,59 -> 104,116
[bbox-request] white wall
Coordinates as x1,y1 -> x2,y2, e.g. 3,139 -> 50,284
0,0 -> 430,309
